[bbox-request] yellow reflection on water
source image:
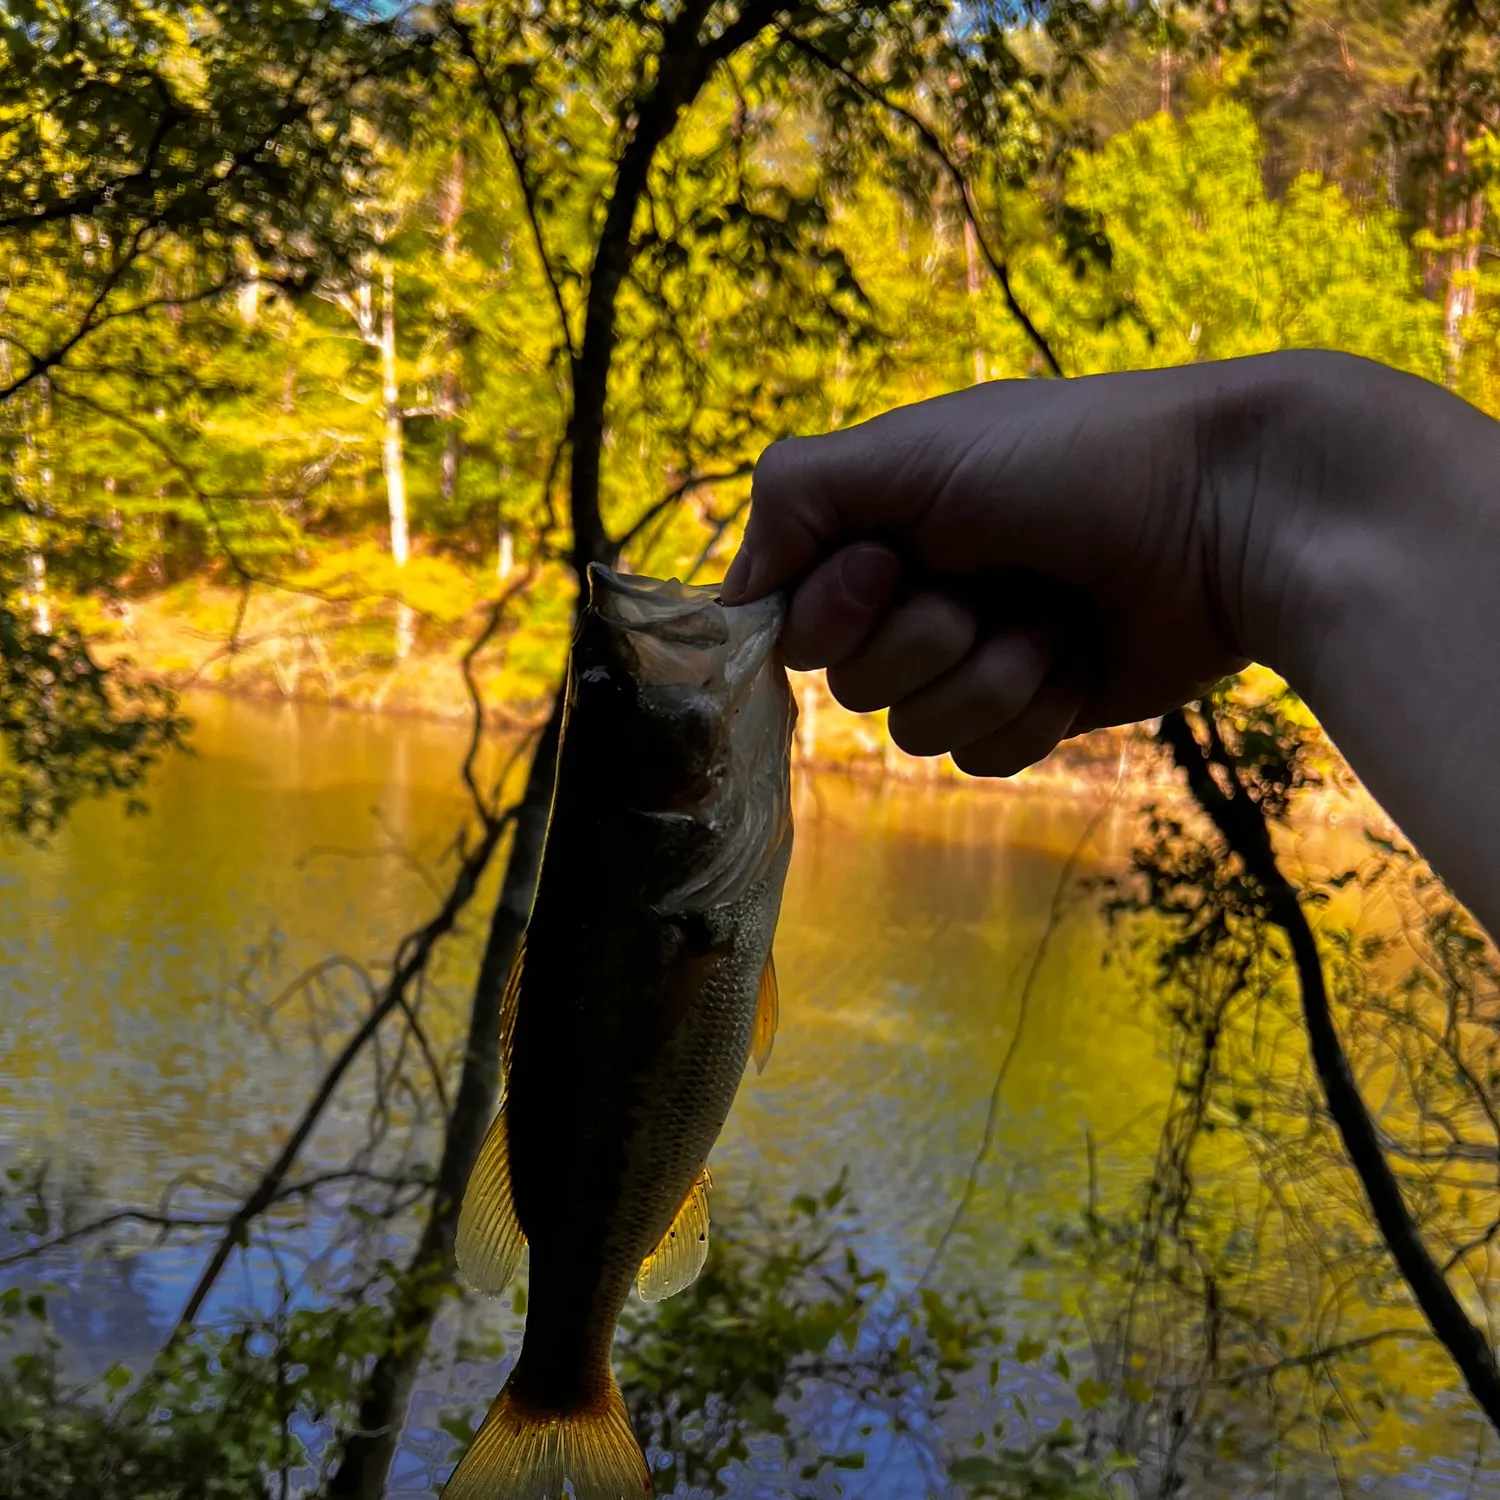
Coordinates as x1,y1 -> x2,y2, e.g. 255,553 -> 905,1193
0,692 -> 1490,1489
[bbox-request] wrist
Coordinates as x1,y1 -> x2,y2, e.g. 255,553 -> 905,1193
1200,350 -> 1492,692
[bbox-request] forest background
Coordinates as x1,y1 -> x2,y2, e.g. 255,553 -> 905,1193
6,2 -> 1500,1498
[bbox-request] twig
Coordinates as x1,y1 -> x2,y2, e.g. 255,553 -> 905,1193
687,492 -> 753,582
1158,704 -> 1500,1433
0,1210 -> 226,1270
780,28 -> 1063,378
917,743 -> 1129,1292
160,801 -> 519,1349
614,462 -> 755,555
441,4 -> 576,366
1220,1328 -> 1435,1388
460,565 -> 538,819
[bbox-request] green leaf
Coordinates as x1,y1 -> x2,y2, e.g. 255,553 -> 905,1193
1076,1377 -> 1111,1411
951,1455 -> 1005,1482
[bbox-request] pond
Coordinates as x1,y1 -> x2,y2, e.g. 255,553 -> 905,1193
0,692 -> 1490,1497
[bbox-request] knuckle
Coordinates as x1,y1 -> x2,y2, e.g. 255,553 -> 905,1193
913,594 -> 977,661
752,435 -> 813,506
975,636 -> 1049,713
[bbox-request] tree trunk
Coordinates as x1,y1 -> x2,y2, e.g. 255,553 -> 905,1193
26,548 -> 50,635
1443,195 -> 1481,381
798,673 -> 819,761
380,264 -> 415,659
24,380 -> 52,634
1440,112 -> 1483,384
440,148 -> 466,508
1158,707 -> 1500,1435
327,697 -> 564,1500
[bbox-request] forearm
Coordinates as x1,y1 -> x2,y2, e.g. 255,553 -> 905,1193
1230,352 -> 1500,940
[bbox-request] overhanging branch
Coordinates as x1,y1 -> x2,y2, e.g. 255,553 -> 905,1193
779,27 -> 1064,379
1158,704 -> 1500,1432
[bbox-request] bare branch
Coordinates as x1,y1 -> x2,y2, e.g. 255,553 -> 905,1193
0,1209 -> 226,1271
1220,1329 -> 1435,1388
441,3 -> 576,365
917,744 -> 1131,1293
615,463 -> 755,556
460,565 -> 540,820
160,798 -> 520,1348
780,27 -> 1064,379
686,492 -> 752,582
1158,704 -> 1500,1431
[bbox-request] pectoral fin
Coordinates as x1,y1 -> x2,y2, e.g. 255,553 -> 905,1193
751,951 -> 779,1075
455,1102 -> 527,1294
636,1167 -> 711,1303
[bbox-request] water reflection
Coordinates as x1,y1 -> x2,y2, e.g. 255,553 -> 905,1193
0,692 -> 1489,1495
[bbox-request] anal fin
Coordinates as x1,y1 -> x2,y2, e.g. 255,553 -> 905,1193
636,1166 -> 711,1303
455,1101 -> 526,1294
751,950 -> 779,1075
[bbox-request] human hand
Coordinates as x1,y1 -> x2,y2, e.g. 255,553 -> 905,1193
722,359 -> 1282,775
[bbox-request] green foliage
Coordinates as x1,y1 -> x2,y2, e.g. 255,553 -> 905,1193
1033,100 -> 1448,377
1074,684 -> 1500,1483
0,1286 -> 392,1500
446,1185 -> 1126,1498
0,0 -> 429,389
7,2 -> 1500,1489
0,1182 -> 1128,1499
0,602 -> 187,839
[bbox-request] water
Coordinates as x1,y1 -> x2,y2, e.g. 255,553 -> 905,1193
0,693 -> 1491,1495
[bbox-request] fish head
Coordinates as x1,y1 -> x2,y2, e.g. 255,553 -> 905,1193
572,564 -> 795,913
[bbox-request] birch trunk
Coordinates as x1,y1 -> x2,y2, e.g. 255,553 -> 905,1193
380,265 -> 414,659
26,380 -> 52,634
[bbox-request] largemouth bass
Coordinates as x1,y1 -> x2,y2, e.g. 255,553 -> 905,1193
442,564 -> 795,1500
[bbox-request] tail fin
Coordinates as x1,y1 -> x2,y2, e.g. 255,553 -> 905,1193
441,1363 -> 650,1500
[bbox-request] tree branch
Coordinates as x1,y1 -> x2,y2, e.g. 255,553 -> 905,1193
779,27 -> 1064,379
614,462 -> 755,556
160,798 -> 519,1349
441,4 -> 576,366
572,0 -> 782,575
1219,1328 -> 1434,1388
1158,704 -> 1500,1432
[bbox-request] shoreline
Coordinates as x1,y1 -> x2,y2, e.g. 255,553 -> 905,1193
167,671 -> 1171,798
93,585 -> 1377,827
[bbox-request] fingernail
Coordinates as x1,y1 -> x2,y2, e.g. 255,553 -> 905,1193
839,545 -> 900,610
721,549 -> 754,604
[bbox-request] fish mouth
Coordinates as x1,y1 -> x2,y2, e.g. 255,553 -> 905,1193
586,564 -> 786,700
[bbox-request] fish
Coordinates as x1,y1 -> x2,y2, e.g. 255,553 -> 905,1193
441,563 -> 796,1500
